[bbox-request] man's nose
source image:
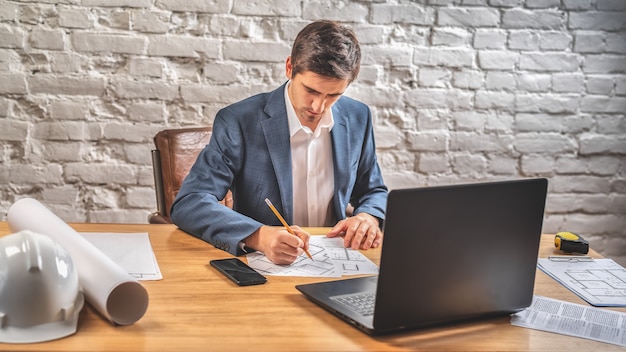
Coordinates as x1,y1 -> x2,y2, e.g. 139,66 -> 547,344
311,97 -> 325,113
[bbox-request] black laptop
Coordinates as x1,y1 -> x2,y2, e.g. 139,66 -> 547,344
296,178 -> 548,335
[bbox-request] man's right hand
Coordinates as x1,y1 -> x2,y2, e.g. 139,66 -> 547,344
244,225 -> 310,265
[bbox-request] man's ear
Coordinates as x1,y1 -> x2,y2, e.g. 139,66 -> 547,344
285,56 -> 293,79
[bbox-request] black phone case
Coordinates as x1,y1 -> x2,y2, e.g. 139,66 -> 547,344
210,258 -> 267,286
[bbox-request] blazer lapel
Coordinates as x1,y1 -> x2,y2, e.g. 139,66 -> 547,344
261,84 -> 294,222
331,103 -> 351,219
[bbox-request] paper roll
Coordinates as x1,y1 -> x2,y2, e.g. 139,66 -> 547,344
6,198 -> 149,326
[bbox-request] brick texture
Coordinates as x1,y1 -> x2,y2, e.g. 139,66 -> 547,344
0,0 -> 624,265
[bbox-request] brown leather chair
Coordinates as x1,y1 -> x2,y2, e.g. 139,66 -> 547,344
149,127 -> 232,224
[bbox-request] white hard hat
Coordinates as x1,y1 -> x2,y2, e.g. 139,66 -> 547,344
0,230 -> 84,343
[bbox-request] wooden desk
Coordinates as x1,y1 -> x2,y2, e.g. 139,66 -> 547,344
0,222 -> 624,351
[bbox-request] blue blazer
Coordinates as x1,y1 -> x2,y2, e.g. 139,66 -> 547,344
170,82 -> 388,255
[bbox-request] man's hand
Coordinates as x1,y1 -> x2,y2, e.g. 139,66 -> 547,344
244,225 -> 310,265
326,213 -> 382,250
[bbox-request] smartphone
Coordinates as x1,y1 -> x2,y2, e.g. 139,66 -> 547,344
210,258 -> 267,286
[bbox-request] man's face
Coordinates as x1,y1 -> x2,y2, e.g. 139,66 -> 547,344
285,57 -> 350,128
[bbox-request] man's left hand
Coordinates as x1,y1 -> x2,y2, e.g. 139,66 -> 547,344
326,213 -> 382,250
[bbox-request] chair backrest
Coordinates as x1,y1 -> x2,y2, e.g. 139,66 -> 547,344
150,127 -> 231,224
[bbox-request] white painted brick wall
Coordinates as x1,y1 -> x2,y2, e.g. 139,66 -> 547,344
0,0 -> 624,265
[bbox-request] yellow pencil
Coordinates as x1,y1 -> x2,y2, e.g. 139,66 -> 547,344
264,198 -> 313,260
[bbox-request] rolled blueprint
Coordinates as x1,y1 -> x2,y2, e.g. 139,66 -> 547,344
7,198 -> 149,326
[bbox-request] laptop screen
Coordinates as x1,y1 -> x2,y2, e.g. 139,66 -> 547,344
372,178 -> 548,331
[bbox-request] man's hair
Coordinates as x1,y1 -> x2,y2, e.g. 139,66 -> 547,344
290,20 -> 361,83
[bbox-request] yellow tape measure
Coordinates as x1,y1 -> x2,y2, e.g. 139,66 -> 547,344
554,232 -> 589,254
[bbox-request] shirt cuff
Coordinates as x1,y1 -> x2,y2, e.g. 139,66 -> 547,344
238,241 -> 255,254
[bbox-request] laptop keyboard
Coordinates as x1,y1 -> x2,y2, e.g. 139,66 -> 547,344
331,292 -> 376,316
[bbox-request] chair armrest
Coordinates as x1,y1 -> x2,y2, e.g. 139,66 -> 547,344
148,212 -> 171,224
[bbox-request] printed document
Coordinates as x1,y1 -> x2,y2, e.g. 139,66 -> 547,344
511,295 -> 626,347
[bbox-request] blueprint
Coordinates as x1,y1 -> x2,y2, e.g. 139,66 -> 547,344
317,236 -> 380,275
246,236 -> 379,277
538,257 -> 626,306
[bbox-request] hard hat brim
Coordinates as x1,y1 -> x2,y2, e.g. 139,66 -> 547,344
0,293 -> 84,344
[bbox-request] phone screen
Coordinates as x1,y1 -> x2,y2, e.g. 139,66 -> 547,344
210,258 -> 267,286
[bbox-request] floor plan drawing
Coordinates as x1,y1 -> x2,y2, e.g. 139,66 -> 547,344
246,236 -> 379,277
317,237 -> 379,275
538,258 -> 626,306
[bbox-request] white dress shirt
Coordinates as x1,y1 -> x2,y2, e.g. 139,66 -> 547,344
284,83 -> 335,226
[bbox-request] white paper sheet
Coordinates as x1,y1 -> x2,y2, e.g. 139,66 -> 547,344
511,295 -> 626,347
79,232 -> 162,280
246,236 -> 379,277
7,198 -> 149,326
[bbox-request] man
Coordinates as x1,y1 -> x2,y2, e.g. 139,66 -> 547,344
171,20 -> 387,265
